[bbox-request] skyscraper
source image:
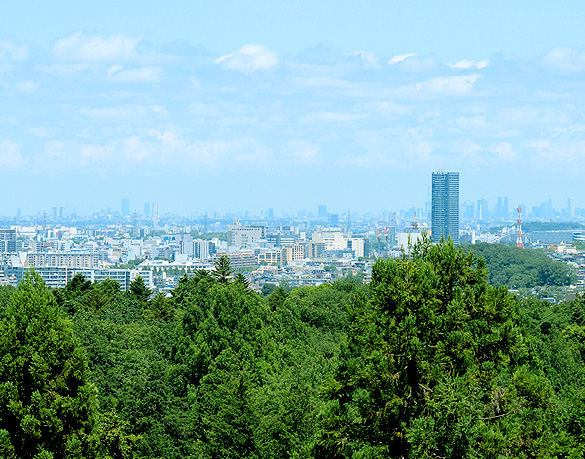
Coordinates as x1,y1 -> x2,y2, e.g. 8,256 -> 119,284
568,197 -> 575,219
121,198 -> 130,216
431,171 -> 459,244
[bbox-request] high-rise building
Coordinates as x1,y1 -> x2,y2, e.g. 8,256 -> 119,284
227,222 -> 265,248
476,199 -> 489,221
318,205 -> 327,218
568,197 -> 575,219
121,198 -> 130,217
431,171 -> 459,244
152,202 -> 159,229
328,213 -> 339,227
495,197 -> 509,219
0,229 -> 17,253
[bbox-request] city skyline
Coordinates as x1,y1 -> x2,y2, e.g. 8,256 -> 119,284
3,192 -> 584,223
2,3 -> 585,214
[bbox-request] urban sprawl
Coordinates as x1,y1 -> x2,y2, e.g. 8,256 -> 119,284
1,172 -> 585,298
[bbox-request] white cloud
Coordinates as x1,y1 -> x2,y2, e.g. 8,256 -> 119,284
151,129 -> 272,171
493,141 -> 517,162
0,139 -> 27,171
405,143 -> 435,165
215,45 -> 278,73
26,126 -> 54,138
15,81 -> 38,93
0,41 -> 28,62
34,140 -> 118,174
107,66 -> 163,83
542,47 -> 585,72
53,32 -> 141,62
79,143 -> 116,167
453,139 -> 485,165
286,140 -> 322,165
347,51 -> 380,69
388,53 -> 417,65
37,63 -> 91,76
395,74 -> 481,98
118,136 -> 156,162
530,137 -> 585,165
34,141 -> 67,173
389,54 -> 438,73
448,59 -> 489,69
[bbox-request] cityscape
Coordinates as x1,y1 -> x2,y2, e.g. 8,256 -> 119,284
4,2 -> 585,457
1,170 -> 584,298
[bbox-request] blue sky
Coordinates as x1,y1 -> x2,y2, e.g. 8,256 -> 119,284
2,1 -> 585,216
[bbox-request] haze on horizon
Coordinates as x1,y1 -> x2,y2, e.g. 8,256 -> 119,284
1,1 -> 585,216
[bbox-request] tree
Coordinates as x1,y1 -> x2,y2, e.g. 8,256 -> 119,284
145,292 -> 176,322
212,255 -> 234,283
0,272 -> 99,458
314,238 -> 574,458
128,275 -> 152,303
0,285 -> 15,317
464,243 -> 577,288
261,283 -> 277,297
234,272 -> 250,288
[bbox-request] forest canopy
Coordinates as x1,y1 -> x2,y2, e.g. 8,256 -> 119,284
0,241 -> 584,458
464,242 -> 577,288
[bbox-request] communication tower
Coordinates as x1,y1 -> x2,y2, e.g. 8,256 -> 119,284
516,206 -> 524,248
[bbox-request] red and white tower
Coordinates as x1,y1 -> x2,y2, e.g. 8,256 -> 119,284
516,206 -> 524,248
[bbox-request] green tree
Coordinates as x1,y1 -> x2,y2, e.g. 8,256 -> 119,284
64,274 -> 92,299
261,283 -> 277,297
0,285 -> 15,317
234,272 -> 250,288
464,243 -> 577,288
314,238 -> 574,458
128,276 -> 152,303
0,272 -> 99,458
145,292 -> 176,322
212,255 -> 234,284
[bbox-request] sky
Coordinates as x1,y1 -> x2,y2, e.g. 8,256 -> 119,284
2,1 -> 585,216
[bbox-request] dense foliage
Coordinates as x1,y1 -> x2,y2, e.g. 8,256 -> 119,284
0,273 -> 134,459
1,241 -> 585,457
314,239 -> 578,458
521,222 -> 584,232
464,242 -> 576,288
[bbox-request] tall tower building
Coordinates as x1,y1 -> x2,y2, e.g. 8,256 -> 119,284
121,198 -> 130,217
153,202 -> 159,229
568,197 -> 575,219
431,171 -> 460,244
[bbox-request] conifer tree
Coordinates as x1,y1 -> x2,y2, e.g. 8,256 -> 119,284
128,275 -> 152,303
0,272 -> 99,458
212,255 -> 234,283
314,237 -> 572,458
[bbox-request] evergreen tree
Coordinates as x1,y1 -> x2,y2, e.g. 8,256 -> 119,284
313,238 -> 575,458
128,275 -> 152,303
212,255 -> 234,284
0,272 -> 99,458
234,272 -> 250,288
